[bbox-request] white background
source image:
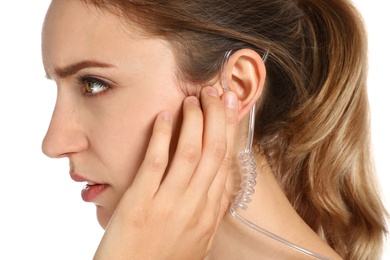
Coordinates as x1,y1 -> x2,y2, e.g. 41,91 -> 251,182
0,1 -> 388,259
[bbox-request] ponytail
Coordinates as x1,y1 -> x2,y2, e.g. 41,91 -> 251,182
261,1 -> 388,258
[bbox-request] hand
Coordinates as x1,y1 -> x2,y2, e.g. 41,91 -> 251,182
94,87 -> 239,260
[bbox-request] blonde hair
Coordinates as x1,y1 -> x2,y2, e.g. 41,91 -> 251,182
82,0 -> 388,258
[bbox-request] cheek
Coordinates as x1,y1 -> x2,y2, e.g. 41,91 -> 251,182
90,89 -> 185,193
93,110 -> 155,191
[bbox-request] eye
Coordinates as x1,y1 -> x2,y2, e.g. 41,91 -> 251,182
81,77 -> 109,95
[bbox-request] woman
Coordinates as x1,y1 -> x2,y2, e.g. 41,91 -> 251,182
41,0 -> 388,259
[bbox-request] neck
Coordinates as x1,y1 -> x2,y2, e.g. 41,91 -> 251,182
206,154 -> 341,260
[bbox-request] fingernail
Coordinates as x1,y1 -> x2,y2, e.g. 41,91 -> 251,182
161,111 -> 172,121
186,96 -> 200,106
224,92 -> 237,108
205,87 -> 218,97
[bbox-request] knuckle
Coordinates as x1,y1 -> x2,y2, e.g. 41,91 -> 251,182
221,193 -> 230,212
179,207 -> 199,230
220,149 -> 232,168
147,154 -> 167,172
200,211 -> 217,237
202,225 -> 215,239
159,207 -> 174,222
212,140 -> 227,159
181,143 -> 201,164
180,202 -> 218,238
186,210 -> 215,237
129,206 -> 149,228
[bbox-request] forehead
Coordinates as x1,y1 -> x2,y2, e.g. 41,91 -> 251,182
41,0 -> 145,77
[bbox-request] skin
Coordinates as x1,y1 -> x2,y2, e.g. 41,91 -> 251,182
42,0 -> 190,228
42,0 -> 238,257
42,0 -> 343,259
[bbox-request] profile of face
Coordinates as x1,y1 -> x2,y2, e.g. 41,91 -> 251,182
42,0 -> 187,228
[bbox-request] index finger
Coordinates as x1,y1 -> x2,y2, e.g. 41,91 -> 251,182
188,87 -> 229,194
207,91 -> 239,202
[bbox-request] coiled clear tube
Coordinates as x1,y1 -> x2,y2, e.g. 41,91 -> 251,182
231,104 -> 258,211
222,50 -> 331,260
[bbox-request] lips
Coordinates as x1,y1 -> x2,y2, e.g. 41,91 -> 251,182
81,183 -> 109,202
70,172 -> 90,183
70,172 -> 108,202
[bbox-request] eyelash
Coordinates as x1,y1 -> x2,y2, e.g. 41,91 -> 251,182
77,76 -> 111,98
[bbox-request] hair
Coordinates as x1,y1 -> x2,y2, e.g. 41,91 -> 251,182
81,0 -> 388,258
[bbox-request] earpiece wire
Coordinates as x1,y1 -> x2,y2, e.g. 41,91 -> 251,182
221,50 -> 331,260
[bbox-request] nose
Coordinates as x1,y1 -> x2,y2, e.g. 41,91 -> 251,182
42,97 -> 89,158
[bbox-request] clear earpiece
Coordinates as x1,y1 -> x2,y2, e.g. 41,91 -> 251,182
221,50 -> 331,260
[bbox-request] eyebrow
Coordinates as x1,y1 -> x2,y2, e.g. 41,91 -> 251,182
46,60 -> 115,79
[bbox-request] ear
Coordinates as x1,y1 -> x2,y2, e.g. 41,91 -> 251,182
214,49 -> 266,121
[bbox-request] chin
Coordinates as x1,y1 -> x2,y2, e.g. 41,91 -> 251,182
96,205 -> 113,229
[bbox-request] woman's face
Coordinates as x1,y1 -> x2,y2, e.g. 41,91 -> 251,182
42,0 -> 186,228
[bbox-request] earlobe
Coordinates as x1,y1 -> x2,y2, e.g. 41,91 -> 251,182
220,49 -> 266,121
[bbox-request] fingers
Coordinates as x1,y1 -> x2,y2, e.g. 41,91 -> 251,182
189,88 -> 238,196
131,111 -> 173,197
207,91 -> 239,203
135,86 -> 238,204
160,96 -> 203,191
118,87 -> 238,258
